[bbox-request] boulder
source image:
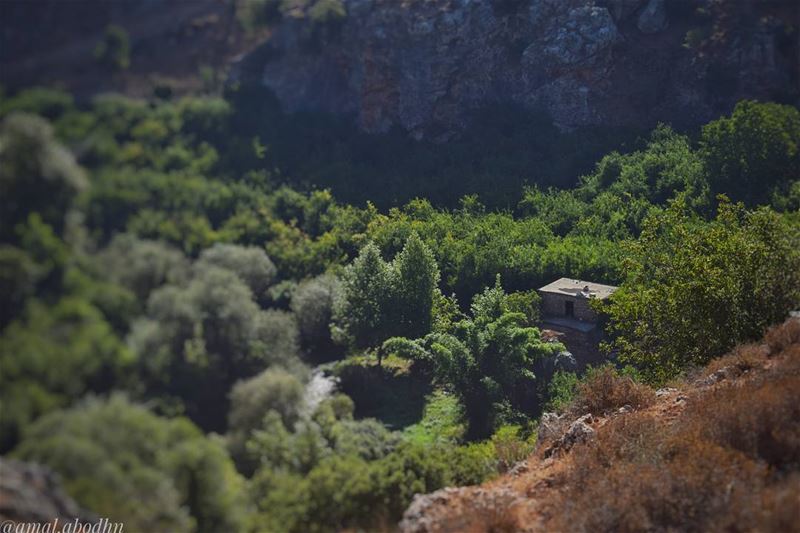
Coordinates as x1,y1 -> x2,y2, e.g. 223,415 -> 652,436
538,412 -> 565,443
0,458 -> 94,524
637,0 -> 668,34
544,413 -> 596,457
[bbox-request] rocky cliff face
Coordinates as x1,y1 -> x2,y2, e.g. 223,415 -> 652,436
236,0 -> 798,139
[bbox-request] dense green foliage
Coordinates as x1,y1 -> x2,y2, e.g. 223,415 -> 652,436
332,233 -> 440,352
0,113 -> 86,240
701,97 -> 799,207
383,277 -> 565,437
1,82 -> 797,531
604,197 -> 800,382
14,395 -> 247,533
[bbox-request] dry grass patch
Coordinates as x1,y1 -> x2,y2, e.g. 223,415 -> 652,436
766,317 -> 800,354
543,318 -> 800,533
702,342 -> 767,379
570,366 -> 655,416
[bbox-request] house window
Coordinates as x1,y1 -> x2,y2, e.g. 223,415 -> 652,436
565,300 -> 574,318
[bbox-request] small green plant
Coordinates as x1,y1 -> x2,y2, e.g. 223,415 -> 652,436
94,25 -> 131,71
491,425 -> 535,472
575,365 -> 655,415
308,0 -> 346,25
544,370 -> 578,412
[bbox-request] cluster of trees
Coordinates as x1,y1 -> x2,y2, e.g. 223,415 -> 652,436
384,277 -> 563,437
332,234 -> 439,352
1,83 -> 798,531
604,197 -> 800,381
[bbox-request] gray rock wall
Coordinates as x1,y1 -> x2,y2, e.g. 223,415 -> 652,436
236,0 -> 798,140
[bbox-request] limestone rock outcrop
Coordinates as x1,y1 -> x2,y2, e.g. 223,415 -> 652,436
235,0 -> 798,139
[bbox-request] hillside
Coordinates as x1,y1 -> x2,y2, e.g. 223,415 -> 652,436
1,2 -> 799,531
400,317 -> 800,533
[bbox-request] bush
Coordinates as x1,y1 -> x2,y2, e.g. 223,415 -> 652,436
0,246 -> 42,326
127,266 -> 303,430
291,274 -> 342,358
544,370 -> 579,412
765,317 -> 800,355
572,365 -> 655,416
98,234 -> 189,305
0,113 -> 87,239
505,289 -> 541,326
309,0 -> 346,25
228,367 -> 305,469
605,198 -> 800,382
196,243 -> 277,302
0,88 -> 75,120
546,328 -> 800,533
236,0 -> 283,32
0,298 -> 132,453
701,101 -> 800,206
491,425 -> 535,472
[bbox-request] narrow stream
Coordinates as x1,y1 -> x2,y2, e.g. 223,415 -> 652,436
302,366 -> 338,416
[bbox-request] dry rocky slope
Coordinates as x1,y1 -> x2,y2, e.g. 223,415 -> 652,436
399,317 -> 800,533
238,0 -> 799,139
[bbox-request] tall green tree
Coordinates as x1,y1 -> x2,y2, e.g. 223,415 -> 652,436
391,232 -> 440,339
332,242 -> 392,350
701,101 -> 800,207
333,235 -> 441,356
384,277 -> 563,437
0,113 -> 87,241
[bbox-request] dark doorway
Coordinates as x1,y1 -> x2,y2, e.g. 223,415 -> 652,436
565,300 -> 574,318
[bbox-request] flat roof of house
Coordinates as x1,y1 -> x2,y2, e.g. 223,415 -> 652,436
538,277 -> 618,300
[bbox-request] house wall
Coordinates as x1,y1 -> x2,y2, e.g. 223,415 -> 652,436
541,323 -> 607,369
539,292 -> 598,322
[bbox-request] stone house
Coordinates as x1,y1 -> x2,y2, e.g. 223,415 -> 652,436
538,278 -> 617,323
537,278 -> 618,367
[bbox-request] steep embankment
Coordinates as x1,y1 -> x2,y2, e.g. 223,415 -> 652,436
400,317 -> 800,533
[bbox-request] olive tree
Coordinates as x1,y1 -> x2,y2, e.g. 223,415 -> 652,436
128,265 -> 303,430
195,243 -> 277,303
